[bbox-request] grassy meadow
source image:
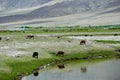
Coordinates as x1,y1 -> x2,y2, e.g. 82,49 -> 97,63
0,25 -> 120,80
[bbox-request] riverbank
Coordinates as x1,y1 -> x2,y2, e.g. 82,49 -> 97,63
22,57 -> 120,80
0,49 -> 118,80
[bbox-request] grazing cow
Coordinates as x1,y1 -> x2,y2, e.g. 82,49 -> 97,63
57,64 -> 65,69
26,35 -> 34,39
32,52 -> 39,58
114,34 -> 118,36
57,36 -> 60,39
80,40 -> 86,45
56,51 -> 64,57
0,37 -> 1,41
84,34 -> 88,37
81,66 -> 87,73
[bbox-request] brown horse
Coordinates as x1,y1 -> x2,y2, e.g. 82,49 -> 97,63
80,40 -> 86,45
26,35 -> 34,39
56,51 -> 64,57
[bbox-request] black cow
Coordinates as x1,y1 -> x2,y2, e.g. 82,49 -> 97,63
57,36 -> 60,39
32,52 -> 39,58
84,34 -> 88,37
0,37 -> 1,41
56,51 -> 64,57
114,34 -> 118,36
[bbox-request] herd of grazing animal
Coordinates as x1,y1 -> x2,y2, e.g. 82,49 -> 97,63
1,34 -> 119,59
0,34 -> 87,59
0,35 -> 35,41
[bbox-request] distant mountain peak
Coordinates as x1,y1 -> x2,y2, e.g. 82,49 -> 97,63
0,0 -> 52,11
0,0 -> 120,29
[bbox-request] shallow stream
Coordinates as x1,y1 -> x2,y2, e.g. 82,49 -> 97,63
22,59 -> 120,80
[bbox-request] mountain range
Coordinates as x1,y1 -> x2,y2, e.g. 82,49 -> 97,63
0,0 -> 120,29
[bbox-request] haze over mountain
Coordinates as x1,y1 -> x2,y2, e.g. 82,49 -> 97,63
0,0 -> 51,10
0,0 -> 120,29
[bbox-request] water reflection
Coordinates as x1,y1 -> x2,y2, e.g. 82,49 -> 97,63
22,59 -> 120,80
33,71 -> 39,76
80,66 -> 87,73
57,63 -> 65,69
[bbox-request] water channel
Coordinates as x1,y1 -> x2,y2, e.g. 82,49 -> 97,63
22,59 -> 120,80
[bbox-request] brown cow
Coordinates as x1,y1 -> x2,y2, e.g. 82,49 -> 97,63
56,51 -> 64,57
80,40 -> 86,45
26,35 -> 34,39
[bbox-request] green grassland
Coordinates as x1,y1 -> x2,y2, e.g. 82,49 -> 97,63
0,50 -> 117,80
95,40 -> 120,44
0,24 -> 120,35
0,24 -> 120,80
